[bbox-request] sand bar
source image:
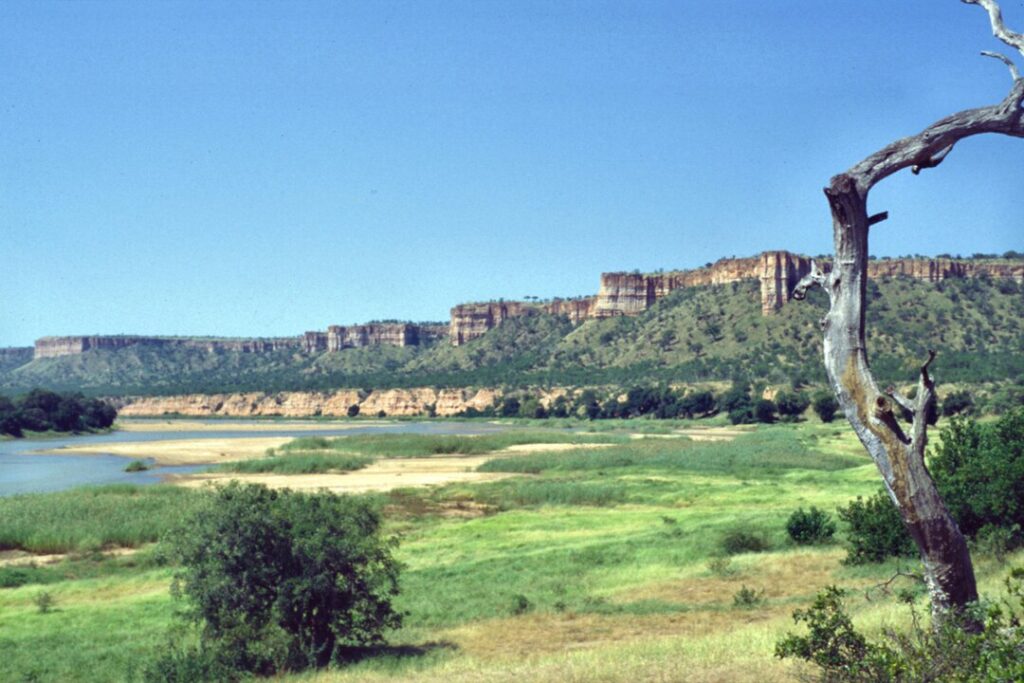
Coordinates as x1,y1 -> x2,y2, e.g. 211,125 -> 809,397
43,437 -> 292,466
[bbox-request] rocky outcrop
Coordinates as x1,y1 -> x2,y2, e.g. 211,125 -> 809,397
0,347 -> 33,368
115,387 -> 503,418
33,335 -> 302,359
865,258 -> 1024,282
449,252 -> 1021,345
36,322 -> 451,360
449,298 -> 594,346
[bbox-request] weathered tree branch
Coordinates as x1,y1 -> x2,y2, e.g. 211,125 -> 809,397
964,0 -> 1024,58
797,0 -> 1024,622
981,50 -> 1021,80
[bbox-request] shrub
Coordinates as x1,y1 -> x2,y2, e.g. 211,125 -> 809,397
837,490 -> 915,564
941,390 -> 974,417
166,483 -> 401,674
124,459 -> 150,472
34,591 -> 55,614
733,585 -> 765,609
786,506 -> 837,545
775,391 -> 811,421
753,399 -> 777,423
346,404 -> 360,417
776,572 -> 1024,682
721,530 -> 771,555
812,391 -> 839,423
929,409 -> 1024,538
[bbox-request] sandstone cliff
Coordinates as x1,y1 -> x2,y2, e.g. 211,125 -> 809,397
33,335 -> 302,359
35,321 -> 450,360
115,387 -> 503,418
448,252 -> 1021,345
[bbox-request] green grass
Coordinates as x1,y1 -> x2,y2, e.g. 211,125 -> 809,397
2,421 -> 1017,683
479,427 -> 867,476
218,452 -> 374,474
0,485 -> 203,553
279,430 -> 627,458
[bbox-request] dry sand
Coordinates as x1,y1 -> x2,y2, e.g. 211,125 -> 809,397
44,437 -> 293,466
46,434 -> 613,493
168,453 -> 513,493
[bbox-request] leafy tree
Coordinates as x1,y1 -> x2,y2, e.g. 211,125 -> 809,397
167,483 -> 401,674
753,398 -> 777,424
499,397 -> 521,417
941,389 -> 974,417
811,391 -> 839,423
929,409 -> 1024,538
775,391 -> 810,421
837,490 -> 916,564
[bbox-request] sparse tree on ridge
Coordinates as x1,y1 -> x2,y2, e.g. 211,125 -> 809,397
792,0 -> 1024,619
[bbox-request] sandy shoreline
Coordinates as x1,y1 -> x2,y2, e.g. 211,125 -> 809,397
43,434 -> 612,493
41,437 -> 293,466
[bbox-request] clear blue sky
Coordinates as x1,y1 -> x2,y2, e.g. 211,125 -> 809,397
1,0 -> 1021,347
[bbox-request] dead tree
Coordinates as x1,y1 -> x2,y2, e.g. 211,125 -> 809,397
792,0 -> 1023,617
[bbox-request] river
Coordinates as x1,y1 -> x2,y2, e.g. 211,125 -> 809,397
0,419 -> 507,496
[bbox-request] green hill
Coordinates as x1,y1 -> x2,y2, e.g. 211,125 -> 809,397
2,276 -> 1022,396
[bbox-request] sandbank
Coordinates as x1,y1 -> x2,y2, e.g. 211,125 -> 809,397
43,437 -> 292,466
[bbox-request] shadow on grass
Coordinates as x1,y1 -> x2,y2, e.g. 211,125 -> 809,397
336,640 -> 459,664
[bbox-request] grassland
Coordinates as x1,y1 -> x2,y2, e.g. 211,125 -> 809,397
1,422 -> 1020,682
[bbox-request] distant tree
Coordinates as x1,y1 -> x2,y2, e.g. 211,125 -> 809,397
775,391 -> 811,421
941,390 -> 974,417
499,397 -> 521,418
811,391 -> 839,423
346,404 -> 360,418
753,399 -> 777,424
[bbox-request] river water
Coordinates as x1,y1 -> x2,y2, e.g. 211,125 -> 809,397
0,420 -> 506,497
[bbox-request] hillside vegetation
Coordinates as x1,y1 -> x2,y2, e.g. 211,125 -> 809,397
2,276 -> 1022,396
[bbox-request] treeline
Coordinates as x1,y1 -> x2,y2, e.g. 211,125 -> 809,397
0,388 -> 117,437
452,382 -> 992,424
455,384 -> 839,423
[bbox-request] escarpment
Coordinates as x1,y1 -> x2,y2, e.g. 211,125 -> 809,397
34,321 -> 449,360
18,252 -> 1024,359
114,387 -> 504,418
448,252 -> 1023,345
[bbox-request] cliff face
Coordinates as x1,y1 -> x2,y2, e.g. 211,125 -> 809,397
36,322 -> 451,360
115,387 -> 503,418
34,335 -> 302,360
865,258 -> 1024,282
448,252 -> 1020,345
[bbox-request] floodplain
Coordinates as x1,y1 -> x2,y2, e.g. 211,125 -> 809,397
1,418 -> 1019,682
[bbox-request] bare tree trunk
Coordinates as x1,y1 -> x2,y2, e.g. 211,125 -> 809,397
793,0 -> 1024,617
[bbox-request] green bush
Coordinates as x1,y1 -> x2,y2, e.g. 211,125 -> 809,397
812,391 -> 839,423
166,483 -> 402,674
786,506 -> 836,545
929,408 -> 1024,538
837,490 -> 915,564
776,571 -> 1024,682
721,530 -> 771,555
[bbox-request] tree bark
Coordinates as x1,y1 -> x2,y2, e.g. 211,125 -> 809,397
793,0 -> 1024,617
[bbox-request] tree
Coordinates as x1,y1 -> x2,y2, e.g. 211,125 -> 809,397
168,483 -> 401,674
811,391 -> 839,423
792,0 -> 1023,617
347,404 -> 360,417
775,391 -> 811,421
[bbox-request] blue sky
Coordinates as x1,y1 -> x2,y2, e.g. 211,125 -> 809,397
1,0 -> 1021,347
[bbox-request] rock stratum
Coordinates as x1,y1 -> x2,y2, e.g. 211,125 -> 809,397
449,252 -> 1023,344
113,388 -> 505,418
19,251 -> 1024,360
